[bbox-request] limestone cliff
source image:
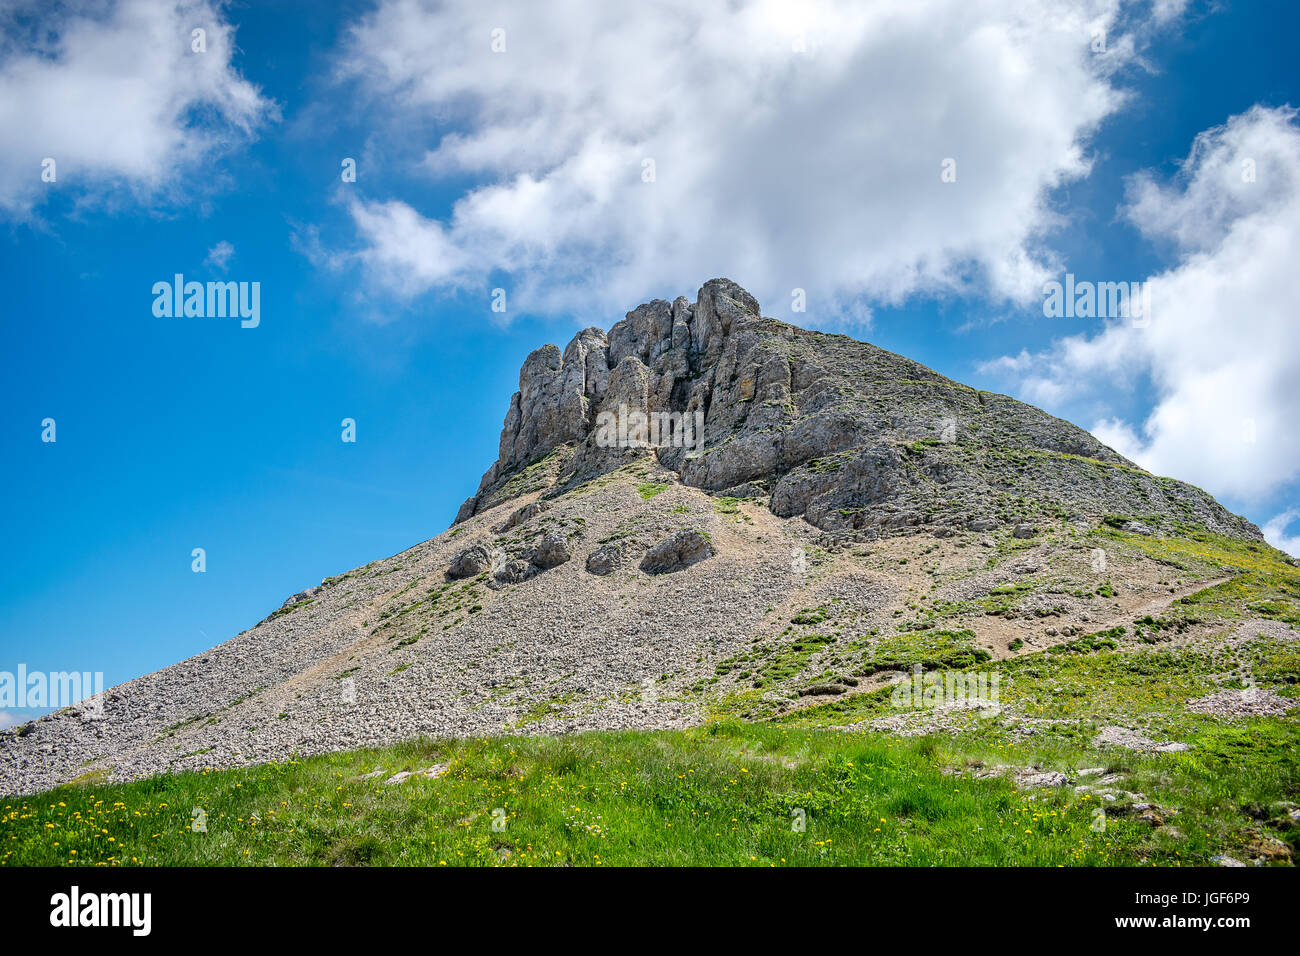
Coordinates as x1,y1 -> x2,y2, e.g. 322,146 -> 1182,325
457,279 -> 1259,541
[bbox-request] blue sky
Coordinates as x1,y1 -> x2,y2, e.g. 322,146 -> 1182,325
2,0 -> 1298,724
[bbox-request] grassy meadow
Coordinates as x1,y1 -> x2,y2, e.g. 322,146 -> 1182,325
3,717 -> 1298,867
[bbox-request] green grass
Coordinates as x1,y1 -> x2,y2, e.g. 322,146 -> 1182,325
11,721 -> 1282,868
268,598 -> 313,621
1047,626 -> 1124,655
789,631 -> 1289,734
858,629 -> 990,675
712,496 -> 752,522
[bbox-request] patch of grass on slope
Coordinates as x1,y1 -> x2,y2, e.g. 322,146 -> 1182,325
857,629 -> 990,675
1094,527 -> 1300,623
3,722 -> 1265,868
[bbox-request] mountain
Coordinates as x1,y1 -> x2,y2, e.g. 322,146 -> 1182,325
0,279 -> 1278,796
455,278 -> 1255,539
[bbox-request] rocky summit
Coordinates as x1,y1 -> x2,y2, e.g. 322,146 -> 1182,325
456,277 -> 1254,540
0,279 -> 1281,796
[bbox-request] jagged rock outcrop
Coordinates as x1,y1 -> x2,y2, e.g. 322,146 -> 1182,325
456,279 -> 1261,542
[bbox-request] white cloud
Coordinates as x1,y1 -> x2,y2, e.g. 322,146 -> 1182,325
203,239 -> 235,271
1090,417 -> 1145,461
1263,509 -> 1300,558
0,0 -> 274,218
348,199 -> 470,298
985,105 -> 1300,503
1151,0 -> 1192,26
329,0 -> 1174,318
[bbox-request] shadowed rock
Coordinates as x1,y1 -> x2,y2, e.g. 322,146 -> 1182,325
640,530 -> 714,575
497,501 -> 547,532
448,544 -> 497,579
494,559 -> 537,585
586,544 -> 622,576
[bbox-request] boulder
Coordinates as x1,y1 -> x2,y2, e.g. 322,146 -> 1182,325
279,587 -> 317,608
640,530 -> 714,574
586,544 -> 622,576
498,501 -> 547,532
1245,831 -> 1293,863
531,532 -> 571,570
1122,520 -> 1156,536
448,544 -> 497,579
1013,769 -> 1069,789
494,559 -> 537,585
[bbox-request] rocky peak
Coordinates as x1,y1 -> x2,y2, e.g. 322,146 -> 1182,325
456,279 -> 1260,543
458,278 -> 760,519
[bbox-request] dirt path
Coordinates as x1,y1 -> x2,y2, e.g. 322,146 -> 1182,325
995,573 -> 1235,660
778,571 -> 1237,719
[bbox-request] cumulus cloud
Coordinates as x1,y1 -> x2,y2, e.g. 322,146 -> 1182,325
203,239 -> 235,271
0,0 -> 274,218
1263,509 -> 1300,559
983,105 -> 1300,502
0,710 -> 19,731
328,0 -> 1172,318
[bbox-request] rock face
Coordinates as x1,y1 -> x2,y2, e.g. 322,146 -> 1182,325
455,279 -> 1261,542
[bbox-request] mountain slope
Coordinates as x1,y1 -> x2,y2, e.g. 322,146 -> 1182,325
0,279 -> 1287,798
